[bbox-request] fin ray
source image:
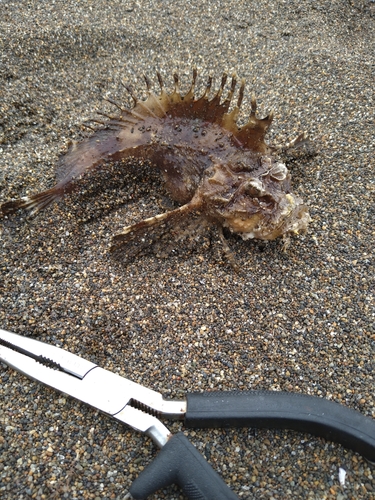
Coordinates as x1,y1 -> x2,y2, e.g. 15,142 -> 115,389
110,200 -> 200,259
1,187 -> 61,216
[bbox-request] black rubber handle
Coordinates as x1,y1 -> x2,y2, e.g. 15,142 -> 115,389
129,432 -> 239,499
185,390 -> 375,462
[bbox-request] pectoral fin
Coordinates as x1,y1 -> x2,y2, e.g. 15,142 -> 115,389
110,198 -> 202,259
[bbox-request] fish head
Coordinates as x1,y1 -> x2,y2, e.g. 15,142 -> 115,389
201,158 -> 310,241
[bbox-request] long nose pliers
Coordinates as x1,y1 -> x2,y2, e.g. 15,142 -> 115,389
1,328 -> 375,499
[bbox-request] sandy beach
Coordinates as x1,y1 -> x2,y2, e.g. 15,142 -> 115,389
1,1 -> 374,498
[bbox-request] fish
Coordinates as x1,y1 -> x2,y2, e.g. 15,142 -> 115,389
1,69 -> 311,265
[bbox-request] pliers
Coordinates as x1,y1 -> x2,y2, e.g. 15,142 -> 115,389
1,328 -> 375,499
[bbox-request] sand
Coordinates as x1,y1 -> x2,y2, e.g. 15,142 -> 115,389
0,0 -> 374,498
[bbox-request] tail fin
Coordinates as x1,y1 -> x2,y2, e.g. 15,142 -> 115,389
1,188 -> 61,216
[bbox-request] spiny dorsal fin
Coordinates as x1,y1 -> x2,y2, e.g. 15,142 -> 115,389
110,70 -> 273,153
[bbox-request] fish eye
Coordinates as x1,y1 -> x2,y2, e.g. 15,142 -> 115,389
269,162 -> 287,181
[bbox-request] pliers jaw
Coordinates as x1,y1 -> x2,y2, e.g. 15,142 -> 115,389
0,328 -> 185,448
3,328 -> 375,499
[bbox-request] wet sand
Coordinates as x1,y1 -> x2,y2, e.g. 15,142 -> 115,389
1,1 -> 374,498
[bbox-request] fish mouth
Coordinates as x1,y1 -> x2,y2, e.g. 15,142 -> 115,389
225,194 -> 310,241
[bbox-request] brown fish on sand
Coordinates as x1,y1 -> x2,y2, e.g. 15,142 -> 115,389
1,70 -> 310,265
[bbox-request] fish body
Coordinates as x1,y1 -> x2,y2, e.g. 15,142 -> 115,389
1,70 -> 310,261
